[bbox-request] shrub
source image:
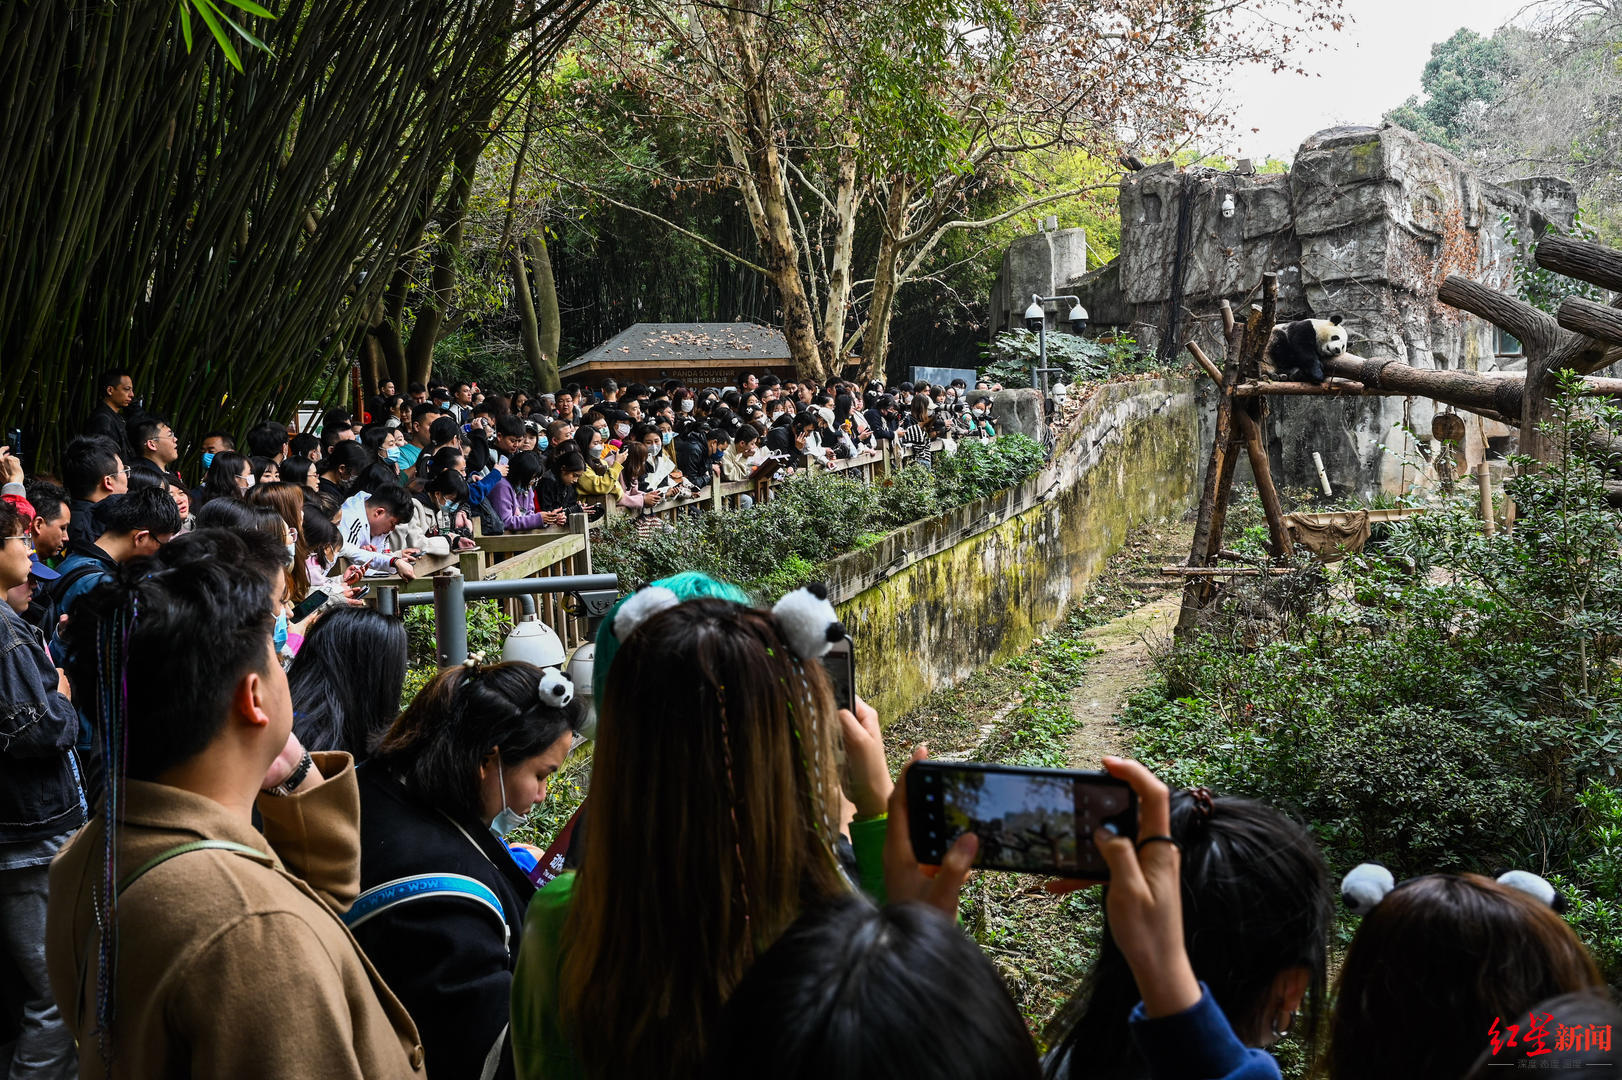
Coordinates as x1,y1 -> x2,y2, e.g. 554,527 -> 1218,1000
1126,383 -> 1622,889
978,330 -> 1158,389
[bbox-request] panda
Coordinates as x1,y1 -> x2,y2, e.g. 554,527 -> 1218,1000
1263,314 -> 1347,385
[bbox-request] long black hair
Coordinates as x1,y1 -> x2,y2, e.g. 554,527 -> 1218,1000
1044,790 -> 1332,1079
370,661 -> 582,823
709,897 -> 1040,1080
285,607 -> 408,761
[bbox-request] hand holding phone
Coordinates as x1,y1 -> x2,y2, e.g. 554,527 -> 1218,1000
835,694 -> 889,820
906,759 -> 1136,878
882,747 -> 978,920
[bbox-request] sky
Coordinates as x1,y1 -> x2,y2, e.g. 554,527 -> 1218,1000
1211,0 -> 1533,161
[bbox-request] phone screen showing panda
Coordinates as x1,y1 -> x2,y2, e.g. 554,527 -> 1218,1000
907,761 -> 1136,877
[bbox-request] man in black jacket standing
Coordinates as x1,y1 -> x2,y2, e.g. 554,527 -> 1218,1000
80,370 -> 136,461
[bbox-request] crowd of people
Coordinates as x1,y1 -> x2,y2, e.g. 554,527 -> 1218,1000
2,369 -> 1618,1080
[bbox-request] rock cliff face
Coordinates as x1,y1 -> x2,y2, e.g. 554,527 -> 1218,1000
1064,123 -> 1579,498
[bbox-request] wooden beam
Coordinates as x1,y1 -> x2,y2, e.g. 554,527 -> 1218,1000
1187,342 -> 1224,385
1438,274 -> 1559,352
1558,297 -> 1622,348
1536,234 -> 1622,293
1232,379 -> 1372,396
1322,353 -> 1525,420
1235,408 -> 1294,557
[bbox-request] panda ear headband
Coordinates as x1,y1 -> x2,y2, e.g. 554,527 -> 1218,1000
463,655 -> 577,710
1340,863 -> 1566,915
611,581 -> 845,661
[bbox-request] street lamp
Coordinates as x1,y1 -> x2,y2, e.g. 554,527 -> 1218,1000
1025,293 -> 1089,398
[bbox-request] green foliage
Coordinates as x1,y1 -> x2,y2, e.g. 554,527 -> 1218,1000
978,331 -> 1156,389
1382,28 -> 1509,150
596,440 -> 1045,597
431,329 -> 530,393
403,599 -> 514,669
1125,386 -> 1622,885
933,434 -> 1046,506
1553,781 -> 1622,988
176,0 -> 275,73
1503,211 -> 1610,314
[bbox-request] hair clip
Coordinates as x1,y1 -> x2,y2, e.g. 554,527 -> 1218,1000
538,666 -> 575,708
612,585 -> 679,642
1189,786 -> 1215,822
771,583 -> 845,660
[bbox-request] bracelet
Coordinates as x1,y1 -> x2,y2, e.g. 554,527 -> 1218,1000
1135,834 -> 1181,853
265,750 -> 314,797
851,811 -> 888,825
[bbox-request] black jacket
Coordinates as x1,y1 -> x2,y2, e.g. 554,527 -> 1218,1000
354,764 -> 535,1080
81,403 -> 129,460
0,603 -> 84,848
67,497 -> 103,548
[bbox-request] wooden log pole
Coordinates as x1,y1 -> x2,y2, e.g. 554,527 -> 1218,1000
1535,234 -> 1622,293
1477,462 -> 1495,536
1232,379 -> 1372,396
1187,342 -> 1224,384
1321,354 -> 1525,420
1235,409 -> 1294,557
1557,297 -> 1622,348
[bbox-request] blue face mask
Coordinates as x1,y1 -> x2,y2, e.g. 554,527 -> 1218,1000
202,452 -> 216,469
661,431 -> 675,447
273,613 -> 289,654
536,435 -> 549,452
489,765 -> 528,839
385,446 -> 402,464
709,449 -> 725,463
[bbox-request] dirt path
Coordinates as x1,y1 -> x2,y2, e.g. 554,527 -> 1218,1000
1065,522 -> 1191,768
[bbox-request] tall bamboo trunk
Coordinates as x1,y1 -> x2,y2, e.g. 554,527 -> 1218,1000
404,123 -> 487,385
860,181 -> 911,383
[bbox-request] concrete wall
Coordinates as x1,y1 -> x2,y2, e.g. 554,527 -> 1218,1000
828,379 -> 1199,723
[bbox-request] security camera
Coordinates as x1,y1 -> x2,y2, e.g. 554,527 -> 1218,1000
1023,295 -> 1045,334
1068,304 -> 1089,336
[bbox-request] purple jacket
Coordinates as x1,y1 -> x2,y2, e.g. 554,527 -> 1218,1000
488,477 -> 550,532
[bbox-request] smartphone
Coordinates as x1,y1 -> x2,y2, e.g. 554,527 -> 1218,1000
821,635 -> 854,712
907,760 -> 1137,878
291,591 -> 330,622
353,585 -> 371,598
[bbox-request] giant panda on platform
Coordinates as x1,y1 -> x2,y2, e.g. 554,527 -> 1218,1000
1263,314 -> 1347,385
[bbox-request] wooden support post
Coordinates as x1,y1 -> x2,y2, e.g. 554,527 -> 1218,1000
1478,462 -> 1496,536
1235,409 -> 1294,557
1178,303 -> 1247,636
711,470 -> 724,513
1187,342 -> 1223,384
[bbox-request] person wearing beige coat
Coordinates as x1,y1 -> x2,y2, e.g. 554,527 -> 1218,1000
44,554 -> 425,1080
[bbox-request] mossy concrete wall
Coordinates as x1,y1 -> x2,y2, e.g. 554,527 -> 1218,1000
828,379 -> 1199,723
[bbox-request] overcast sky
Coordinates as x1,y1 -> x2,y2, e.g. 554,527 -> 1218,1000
1209,0 -> 1533,161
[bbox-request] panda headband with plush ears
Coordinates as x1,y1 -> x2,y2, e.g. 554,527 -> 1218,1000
460,656 -> 576,709
611,581 -> 846,661
1340,862 -> 1566,915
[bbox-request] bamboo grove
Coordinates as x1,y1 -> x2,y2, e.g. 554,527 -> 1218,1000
0,0 -> 593,467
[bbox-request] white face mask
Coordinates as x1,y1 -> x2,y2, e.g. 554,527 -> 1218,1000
680,399 -> 694,413
489,763 -> 528,838
615,422 -> 631,437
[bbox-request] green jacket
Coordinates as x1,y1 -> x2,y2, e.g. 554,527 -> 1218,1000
509,816 -> 888,1080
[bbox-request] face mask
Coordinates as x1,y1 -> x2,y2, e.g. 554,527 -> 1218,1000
615,422 -> 630,438
680,399 -> 694,413
284,539 -> 297,564
273,613 -> 289,654
594,426 -> 609,440
202,452 -> 216,469
661,431 -> 675,447
385,446 -> 402,464
710,449 -> 725,463
587,443 -> 603,460
489,764 -> 528,838
973,409 -> 985,417
536,435 -> 549,452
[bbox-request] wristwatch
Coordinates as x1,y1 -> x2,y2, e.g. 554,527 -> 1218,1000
265,750 -> 315,797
